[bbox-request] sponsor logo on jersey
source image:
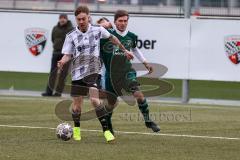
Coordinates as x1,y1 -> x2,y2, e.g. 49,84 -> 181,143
24,28 -> 48,56
224,35 -> 240,64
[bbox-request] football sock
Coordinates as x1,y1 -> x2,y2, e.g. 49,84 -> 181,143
106,112 -> 114,134
72,110 -> 81,127
138,98 -> 151,122
95,105 -> 109,132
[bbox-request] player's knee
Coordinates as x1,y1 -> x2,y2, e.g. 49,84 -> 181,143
90,97 -> 100,107
134,91 -> 145,102
73,97 -> 82,112
107,96 -> 117,105
72,103 -> 81,112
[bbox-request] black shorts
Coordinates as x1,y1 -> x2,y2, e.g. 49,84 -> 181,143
71,74 -> 101,97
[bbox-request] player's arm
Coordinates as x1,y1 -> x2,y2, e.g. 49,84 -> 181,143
132,47 -> 153,74
100,26 -> 133,60
58,54 -> 71,70
108,35 -> 134,60
57,35 -> 74,70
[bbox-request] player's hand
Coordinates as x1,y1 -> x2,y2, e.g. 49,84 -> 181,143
124,50 -> 134,60
57,60 -> 65,70
143,62 -> 153,74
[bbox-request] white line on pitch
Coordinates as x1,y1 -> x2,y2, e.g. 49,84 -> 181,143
0,124 -> 239,141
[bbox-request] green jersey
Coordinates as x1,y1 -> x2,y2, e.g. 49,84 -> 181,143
100,28 -> 138,73
100,29 -> 139,96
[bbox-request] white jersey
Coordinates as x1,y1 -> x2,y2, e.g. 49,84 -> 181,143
62,24 -> 111,81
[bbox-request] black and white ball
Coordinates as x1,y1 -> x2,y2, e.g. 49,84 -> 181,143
56,123 -> 73,141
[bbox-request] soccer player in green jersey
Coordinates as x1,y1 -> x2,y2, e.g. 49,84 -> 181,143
98,10 -> 160,134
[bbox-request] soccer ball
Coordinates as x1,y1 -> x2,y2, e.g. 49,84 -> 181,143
56,123 -> 73,141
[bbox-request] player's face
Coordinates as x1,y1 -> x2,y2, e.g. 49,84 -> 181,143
114,16 -> 128,32
98,19 -> 111,28
76,13 -> 89,32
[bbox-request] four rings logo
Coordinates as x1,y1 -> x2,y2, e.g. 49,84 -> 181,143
24,28 -> 48,56
224,35 -> 240,64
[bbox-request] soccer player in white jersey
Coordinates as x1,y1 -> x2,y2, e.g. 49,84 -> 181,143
57,6 -> 134,142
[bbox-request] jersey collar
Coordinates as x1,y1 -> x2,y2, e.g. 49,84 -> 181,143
113,25 -> 128,37
76,23 -> 91,34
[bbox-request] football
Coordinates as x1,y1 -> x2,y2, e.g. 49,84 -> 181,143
56,123 -> 73,141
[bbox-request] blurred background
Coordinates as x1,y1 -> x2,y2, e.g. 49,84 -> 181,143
1,0 -> 240,103
0,0 -> 240,16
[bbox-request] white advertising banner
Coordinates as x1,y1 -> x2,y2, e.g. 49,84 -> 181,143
1,11 -> 240,82
189,18 -> 240,82
127,16 -> 190,79
0,12 -> 57,73
0,12 -> 190,79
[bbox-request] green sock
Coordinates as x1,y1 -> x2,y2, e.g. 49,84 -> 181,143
138,99 -> 151,122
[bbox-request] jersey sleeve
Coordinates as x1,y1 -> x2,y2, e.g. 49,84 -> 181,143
100,26 -> 111,39
132,47 -> 146,63
61,35 -> 75,55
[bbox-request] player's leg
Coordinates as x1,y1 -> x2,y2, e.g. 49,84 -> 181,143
105,96 -> 117,135
133,90 -> 160,132
89,86 -> 115,142
104,72 -> 119,135
71,79 -> 87,141
72,96 -> 82,141
125,71 -> 160,132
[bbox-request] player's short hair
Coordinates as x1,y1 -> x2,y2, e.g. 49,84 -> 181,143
74,5 -> 90,16
114,10 -> 129,22
97,17 -> 110,24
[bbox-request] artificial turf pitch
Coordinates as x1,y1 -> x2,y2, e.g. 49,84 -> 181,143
0,96 -> 240,160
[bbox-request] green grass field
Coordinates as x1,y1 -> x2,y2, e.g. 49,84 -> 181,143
0,96 -> 240,160
1,71 -> 240,100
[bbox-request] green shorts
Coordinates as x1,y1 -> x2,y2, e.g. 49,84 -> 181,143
105,70 -> 140,96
